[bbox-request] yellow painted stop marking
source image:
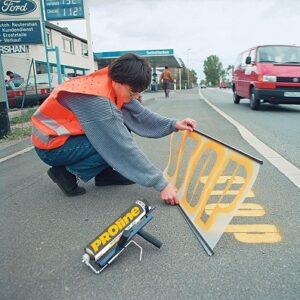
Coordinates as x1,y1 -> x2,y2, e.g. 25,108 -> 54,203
202,174 -> 282,244
205,203 -> 265,217
205,186 -> 282,244
225,224 -> 282,243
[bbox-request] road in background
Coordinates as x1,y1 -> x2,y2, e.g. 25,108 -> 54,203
200,87 -> 300,169
0,88 -> 299,300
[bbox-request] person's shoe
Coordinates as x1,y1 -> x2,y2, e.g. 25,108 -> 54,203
95,167 -> 135,186
47,166 -> 86,196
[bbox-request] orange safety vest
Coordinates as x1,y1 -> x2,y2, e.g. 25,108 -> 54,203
32,67 -> 123,150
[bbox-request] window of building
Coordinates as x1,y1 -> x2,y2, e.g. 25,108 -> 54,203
81,43 -> 88,57
35,61 -> 48,74
46,29 -> 52,47
62,36 -> 74,53
75,69 -> 84,76
35,61 -> 59,74
52,66 -> 58,74
64,67 -> 76,77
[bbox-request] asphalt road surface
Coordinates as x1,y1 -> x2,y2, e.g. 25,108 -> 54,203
0,88 -> 299,300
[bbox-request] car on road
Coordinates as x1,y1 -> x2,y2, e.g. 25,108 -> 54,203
14,73 -> 69,108
219,82 -> 228,88
200,84 -> 207,88
232,44 -> 300,110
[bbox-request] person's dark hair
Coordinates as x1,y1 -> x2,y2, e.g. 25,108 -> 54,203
6,71 -> 13,76
164,66 -> 168,69
108,53 -> 151,92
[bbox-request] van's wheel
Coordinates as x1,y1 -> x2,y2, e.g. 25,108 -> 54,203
250,88 -> 260,110
233,90 -> 241,104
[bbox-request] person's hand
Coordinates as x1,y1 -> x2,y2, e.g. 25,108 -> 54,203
160,183 -> 179,205
175,118 -> 196,132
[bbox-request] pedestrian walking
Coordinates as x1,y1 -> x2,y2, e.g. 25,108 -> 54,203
160,66 -> 173,97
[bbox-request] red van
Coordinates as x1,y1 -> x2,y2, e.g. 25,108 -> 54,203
232,45 -> 300,110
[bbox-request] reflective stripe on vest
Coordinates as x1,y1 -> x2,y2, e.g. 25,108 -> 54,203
34,109 -> 70,136
32,126 -> 58,144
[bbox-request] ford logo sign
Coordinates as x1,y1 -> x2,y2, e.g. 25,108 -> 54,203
292,78 -> 299,83
0,0 -> 37,16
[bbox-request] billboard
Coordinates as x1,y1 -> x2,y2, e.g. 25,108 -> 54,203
0,0 -> 42,45
44,0 -> 85,20
95,49 -> 174,59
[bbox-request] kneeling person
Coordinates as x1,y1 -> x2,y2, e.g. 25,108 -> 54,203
32,54 -> 196,205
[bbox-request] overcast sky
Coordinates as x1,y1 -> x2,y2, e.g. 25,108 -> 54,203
55,0 -> 300,79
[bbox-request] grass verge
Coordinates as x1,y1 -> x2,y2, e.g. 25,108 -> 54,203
9,108 -> 36,125
0,127 -> 32,143
0,108 -> 35,143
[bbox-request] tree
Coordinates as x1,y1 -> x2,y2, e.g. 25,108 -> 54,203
179,67 -> 197,88
190,69 -> 198,85
220,69 -> 226,81
181,67 -> 188,82
203,55 -> 223,86
226,64 -> 235,77
227,64 -> 234,73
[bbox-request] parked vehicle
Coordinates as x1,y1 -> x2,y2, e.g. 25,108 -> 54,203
200,84 -> 207,88
5,81 -> 17,108
219,82 -> 228,88
14,73 -> 69,108
232,45 -> 300,110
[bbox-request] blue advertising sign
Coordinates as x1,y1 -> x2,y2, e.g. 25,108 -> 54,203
0,44 -> 28,54
95,49 -> 174,59
44,0 -> 85,20
0,0 -> 41,19
0,20 -> 42,45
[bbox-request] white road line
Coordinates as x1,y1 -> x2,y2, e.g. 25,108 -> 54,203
199,90 -> 300,189
0,146 -> 34,164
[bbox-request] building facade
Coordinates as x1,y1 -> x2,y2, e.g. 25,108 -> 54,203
1,22 -> 96,79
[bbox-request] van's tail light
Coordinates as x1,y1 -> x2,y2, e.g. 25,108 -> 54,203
41,88 -> 50,94
258,75 -> 277,82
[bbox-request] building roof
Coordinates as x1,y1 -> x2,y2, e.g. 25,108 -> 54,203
94,49 -> 183,69
45,21 -> 87,44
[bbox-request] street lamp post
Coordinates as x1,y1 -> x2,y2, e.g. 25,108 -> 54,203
84,0 -> 95,74
187,48 -> 191,88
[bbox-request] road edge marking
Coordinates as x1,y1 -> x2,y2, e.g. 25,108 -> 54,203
199,89 -> 300,189
0,146 -> 34,163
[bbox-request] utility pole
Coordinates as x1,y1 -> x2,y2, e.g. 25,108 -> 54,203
187,48 -> 191,88
0,53 -> 10,137
84,0 -> 95,73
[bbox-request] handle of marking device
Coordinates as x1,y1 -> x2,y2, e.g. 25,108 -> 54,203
137,229 -> 162,248
118,229 -> 132,248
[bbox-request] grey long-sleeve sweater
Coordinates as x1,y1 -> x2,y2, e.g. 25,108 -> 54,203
59,93 -> 177,192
